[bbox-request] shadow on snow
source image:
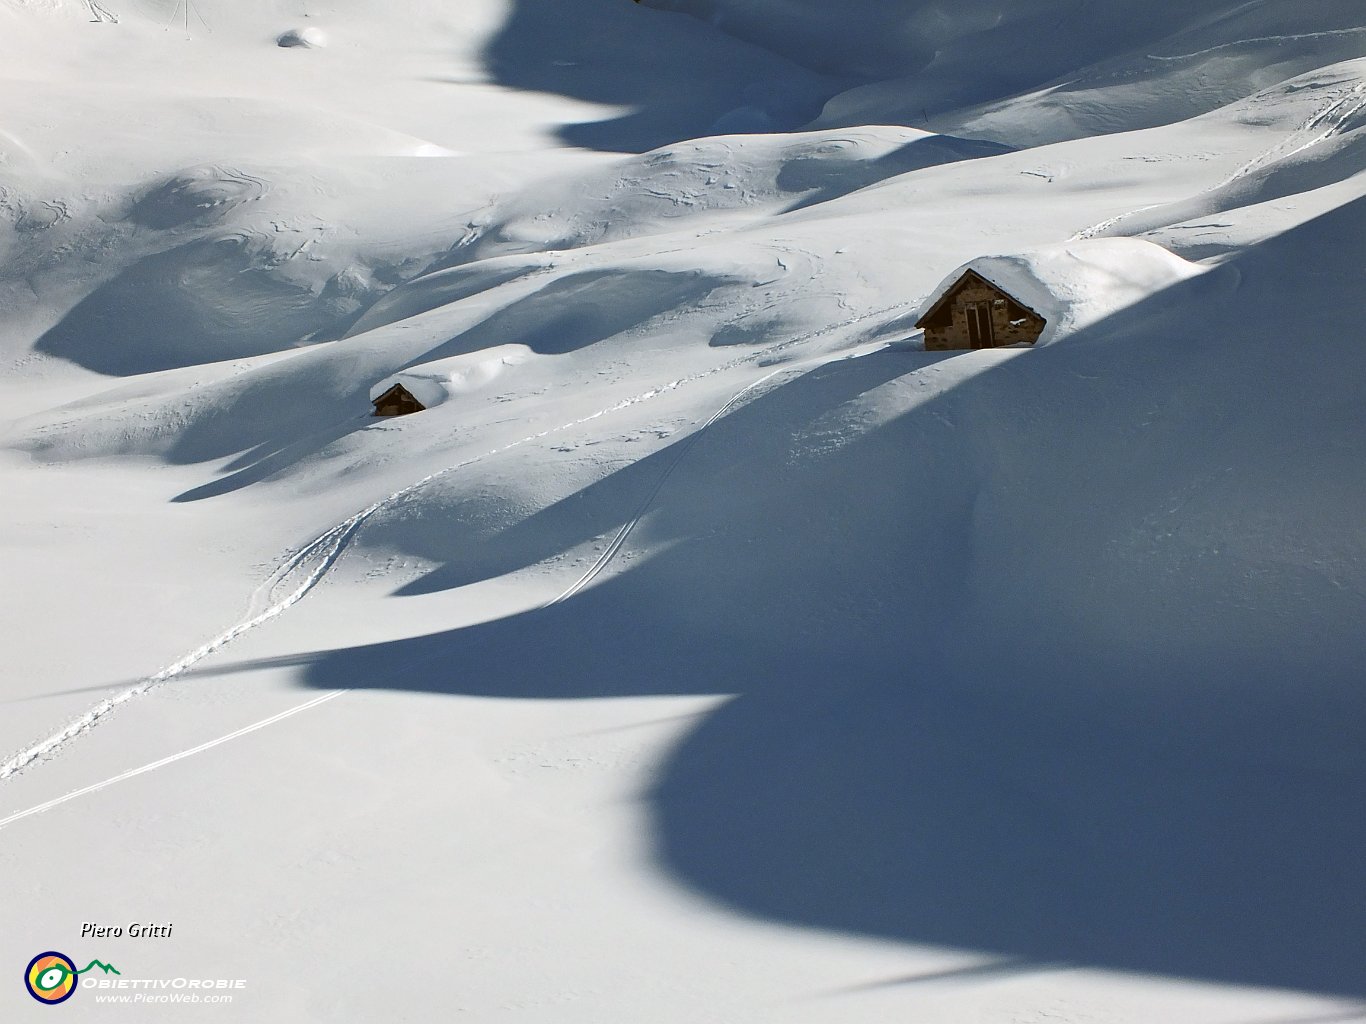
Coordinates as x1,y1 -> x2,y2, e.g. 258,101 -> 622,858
274,202 -> 1366,997
478,0 -> 843,152
34,236 -> 364,377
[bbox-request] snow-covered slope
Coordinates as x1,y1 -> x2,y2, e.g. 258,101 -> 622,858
656,0 -> 1366,143
1,2 -> 1363,1022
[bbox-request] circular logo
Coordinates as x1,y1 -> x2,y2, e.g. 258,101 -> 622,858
25,952 -> 78,1005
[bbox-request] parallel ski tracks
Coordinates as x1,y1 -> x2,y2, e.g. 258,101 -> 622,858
547,366 -> 791,606
0,298 -> 913,801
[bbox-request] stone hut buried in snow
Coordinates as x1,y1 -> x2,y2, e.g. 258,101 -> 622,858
369,374 -> 448,417
913,240 -> 1205,352
367,353 -> 528,419
371,382 -> 426,417
915,269 -> 1047,350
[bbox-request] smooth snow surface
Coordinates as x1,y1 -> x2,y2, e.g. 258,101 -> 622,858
2,1 -> 1364,1022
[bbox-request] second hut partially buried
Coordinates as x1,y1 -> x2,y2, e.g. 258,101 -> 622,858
371,382 -> 427,417
369,374 -> 450,417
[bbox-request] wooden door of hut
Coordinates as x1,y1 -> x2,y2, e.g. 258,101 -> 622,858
965,301 -> 994,348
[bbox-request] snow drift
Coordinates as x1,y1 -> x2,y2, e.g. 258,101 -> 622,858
917,238 -> 1206,345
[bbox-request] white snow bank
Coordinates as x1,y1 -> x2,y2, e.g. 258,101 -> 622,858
369,347 -> 530,408
918,238 -> 1205,344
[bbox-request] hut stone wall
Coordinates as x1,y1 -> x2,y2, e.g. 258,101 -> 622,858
921,275 -> 1047,351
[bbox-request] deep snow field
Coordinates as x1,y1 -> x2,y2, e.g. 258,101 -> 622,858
2,1 -> 1364,1020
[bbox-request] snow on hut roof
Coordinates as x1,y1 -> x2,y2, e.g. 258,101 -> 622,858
917,238 -> 1203,344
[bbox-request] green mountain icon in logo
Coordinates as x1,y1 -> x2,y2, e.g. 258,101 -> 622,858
78,960 -> 120,976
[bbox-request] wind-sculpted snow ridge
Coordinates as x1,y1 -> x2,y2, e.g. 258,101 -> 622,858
443,127 -> 1010,266
0,295 -> 915,781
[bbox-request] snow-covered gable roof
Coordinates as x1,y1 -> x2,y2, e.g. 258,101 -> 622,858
916,238 -> 1203,345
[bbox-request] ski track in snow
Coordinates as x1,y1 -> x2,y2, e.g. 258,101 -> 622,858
1221,81 -> 1366,183
1072,78 -> 1366,241
0,297 -> 917,794
547,366 -> 792,606
1145,27 -> 1366,63
0,690 -> 347,832
84,0 -> 119,23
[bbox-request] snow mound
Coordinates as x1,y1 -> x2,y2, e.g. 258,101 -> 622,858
277,27 -> 328,49
919,238 -> 1205,344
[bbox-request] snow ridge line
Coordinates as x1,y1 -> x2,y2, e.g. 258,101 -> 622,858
0,299 -> 913,782
548,367 -> 791,606
0,690 -> 348,831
